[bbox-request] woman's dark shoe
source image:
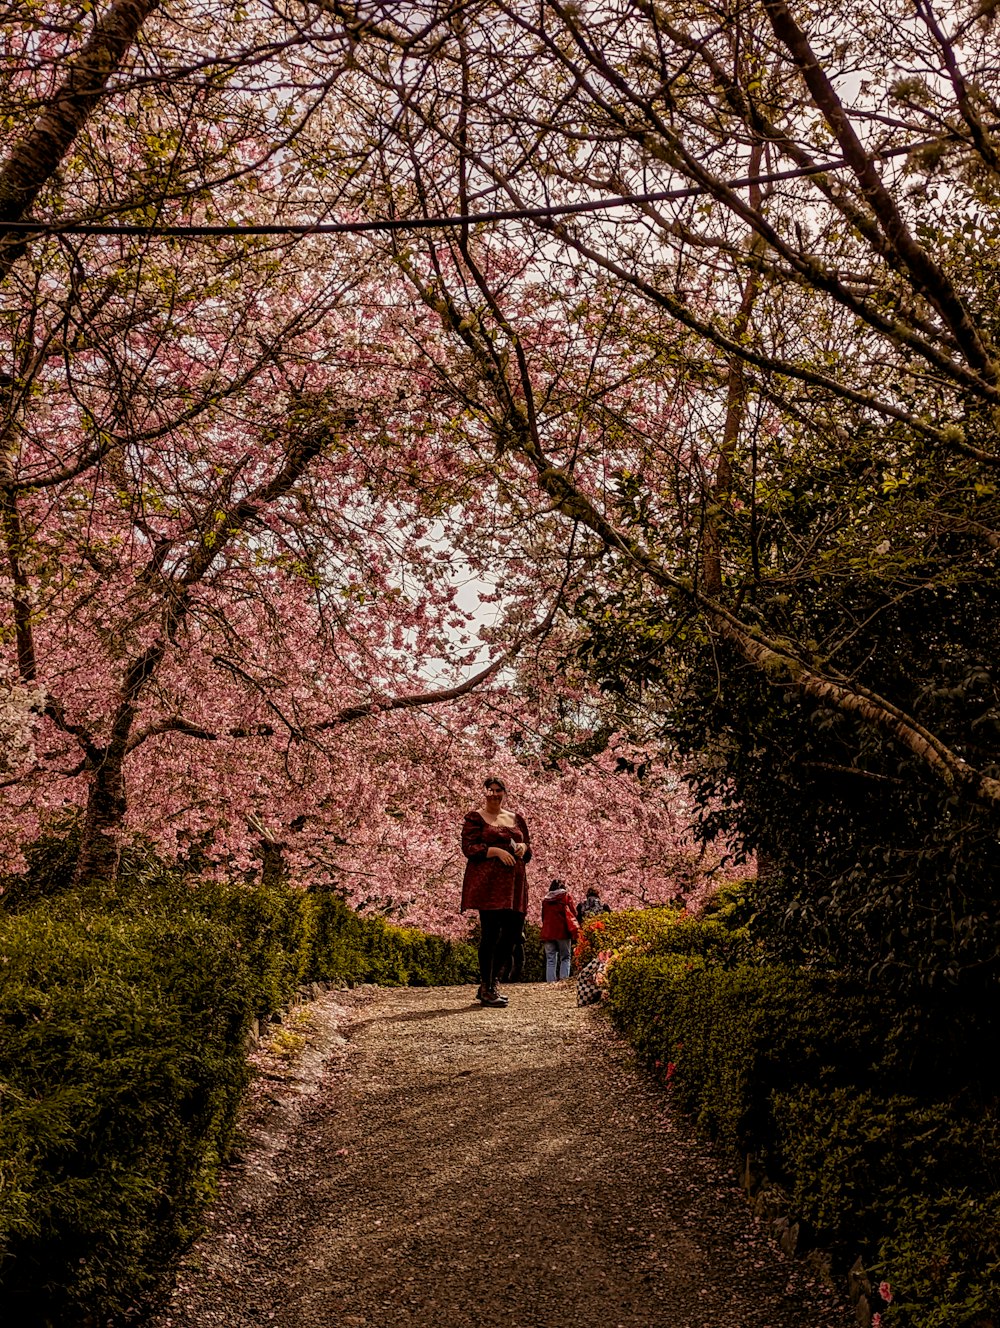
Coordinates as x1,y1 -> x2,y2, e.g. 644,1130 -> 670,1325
484,985 -> 508,1007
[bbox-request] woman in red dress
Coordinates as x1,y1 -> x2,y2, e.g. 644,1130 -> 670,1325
460,776 -> 531,1007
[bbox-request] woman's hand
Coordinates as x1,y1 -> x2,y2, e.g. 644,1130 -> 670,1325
487,847 -> 516,867
513,842 -> 527,859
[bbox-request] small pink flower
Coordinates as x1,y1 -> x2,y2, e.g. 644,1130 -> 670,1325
879,1281 -> 893,1305
872,1315 -> 881,1328
665,1061 -> 676,1082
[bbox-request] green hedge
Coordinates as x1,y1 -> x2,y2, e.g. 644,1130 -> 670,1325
607,953 -> 875,1152
574,895 -> 755,972
0,906 -> 253,1323
604,912 -> 1000,1328
0,848 -> 477,1325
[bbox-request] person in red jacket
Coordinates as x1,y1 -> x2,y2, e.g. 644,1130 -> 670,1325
540,879 -> 579,982
460,776 -> 531,1007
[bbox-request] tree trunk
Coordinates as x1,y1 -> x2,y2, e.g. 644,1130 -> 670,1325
73,752 -> 128,887
259,837 -> 286,889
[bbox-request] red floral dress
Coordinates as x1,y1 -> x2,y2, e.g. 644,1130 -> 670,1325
460,810 -> 531,913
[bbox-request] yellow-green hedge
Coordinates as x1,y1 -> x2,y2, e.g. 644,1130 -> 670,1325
0,855 -> 476,1325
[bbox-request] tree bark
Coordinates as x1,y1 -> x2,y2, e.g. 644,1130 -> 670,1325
74,749 -> 129,886
702,141 -> 764,597
259,838 -> 286,889
0,0 -> 160,282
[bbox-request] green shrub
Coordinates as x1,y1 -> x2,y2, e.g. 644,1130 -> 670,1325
772,1089 -> 1000,1247
0,905 -> 253,1323
698,877 -> 758,931
300,892 -> 477,987
574,903 -> 754,971
575,905 -> 678,967
0,839 -> 478,1325
603,910 -> 1000,1328
877,1191 -> 1000,1328
607,952 -> 876,1152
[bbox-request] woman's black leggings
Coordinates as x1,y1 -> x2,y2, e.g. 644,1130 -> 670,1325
478,909 -> 525,989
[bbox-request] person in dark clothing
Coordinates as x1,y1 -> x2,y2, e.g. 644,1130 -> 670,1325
498,921 -> 526,983
460,776 -> 530,1007
576,886 -> 612,926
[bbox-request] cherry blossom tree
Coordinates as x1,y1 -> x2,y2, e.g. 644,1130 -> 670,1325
0,0 -> 537,888
288,0 -> 1000,978
0,0 -> 753,922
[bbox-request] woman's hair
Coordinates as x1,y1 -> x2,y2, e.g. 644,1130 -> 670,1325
587,887 -> 600,897
483,775 -> 507,792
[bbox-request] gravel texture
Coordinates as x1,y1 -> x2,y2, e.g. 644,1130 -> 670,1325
146,982 -> 855,1328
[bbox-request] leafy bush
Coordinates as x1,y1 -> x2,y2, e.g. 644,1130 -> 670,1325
877,1191 -> 1000,1328
607,952 -> 875,1151
604,914 -> 1000,1328
0,906 -> 253,1323
0,841 -> 478,1325
773,1093 -> 1000,1326
773,1089 -> 1000,1246
574,895 -> 755,972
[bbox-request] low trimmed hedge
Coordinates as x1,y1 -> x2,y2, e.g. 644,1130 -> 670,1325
0,846 -> 477,1325
603,911 -> 1000,1328
574,893 -> 755,972
0,907 -> 253,1324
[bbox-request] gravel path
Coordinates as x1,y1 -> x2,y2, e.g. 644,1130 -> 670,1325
148,983 -> 854,1328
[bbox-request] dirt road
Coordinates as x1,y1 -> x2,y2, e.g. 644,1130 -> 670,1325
148,983 -> 854,1328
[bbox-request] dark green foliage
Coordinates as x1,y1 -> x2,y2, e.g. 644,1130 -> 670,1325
0,838 -> 477,1326
576,434 -> 1000,995
773,1090 -> 1000,1249
605,919 -> 1000,1328
673,619 -> 1000,994
607,953 -> 876,1152
877,1191 -> 1000,1328
0,906 -> 253,1324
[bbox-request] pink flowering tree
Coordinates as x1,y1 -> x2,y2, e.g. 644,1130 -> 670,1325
0,0 -> 750,926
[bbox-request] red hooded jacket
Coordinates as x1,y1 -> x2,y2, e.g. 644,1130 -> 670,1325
540,884 -> 579,941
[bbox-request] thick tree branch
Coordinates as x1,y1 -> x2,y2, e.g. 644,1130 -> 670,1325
126,601 -> 560,752
407,239 -> 1000,813
762,0 -> 1000,389
0,0 -> 161,282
